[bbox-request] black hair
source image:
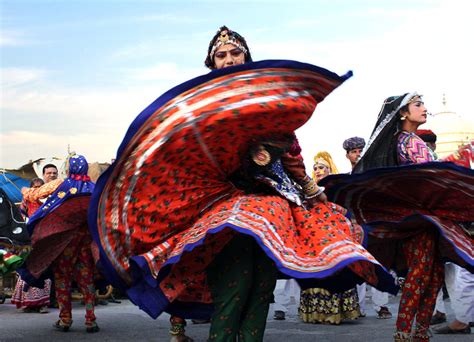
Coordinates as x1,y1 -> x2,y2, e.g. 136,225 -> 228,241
30,178 -> 44,187
42,163 -> 58,174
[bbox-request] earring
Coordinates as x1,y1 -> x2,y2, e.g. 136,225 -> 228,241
400,116 -> 406,121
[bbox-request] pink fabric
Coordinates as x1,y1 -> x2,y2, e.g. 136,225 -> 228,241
11,277 -> 51,309
398,131 -> 435,165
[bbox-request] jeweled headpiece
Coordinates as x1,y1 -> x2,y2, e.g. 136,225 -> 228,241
314,158 -> 330,169
205,25 -> 252,69
312,151 -> 339,180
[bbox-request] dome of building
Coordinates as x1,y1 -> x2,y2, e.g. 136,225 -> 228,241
424,95 -> 474,158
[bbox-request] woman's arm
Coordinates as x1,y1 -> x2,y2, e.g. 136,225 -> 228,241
400,134 -> 435,164
22,179 -> 63,202
281,152 -> 327,204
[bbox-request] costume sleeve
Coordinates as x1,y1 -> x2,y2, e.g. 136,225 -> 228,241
443,142 -> 473,167
402,135 -> 435,164
280,153 -> 307,183
281,152 -> 320,196
22,179 -> 63,202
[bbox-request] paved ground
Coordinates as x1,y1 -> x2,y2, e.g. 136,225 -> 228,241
0,294 -> 471,341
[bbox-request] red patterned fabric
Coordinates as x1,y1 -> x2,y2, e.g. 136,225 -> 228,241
53,226 -> 96,325
156,195 -> 378,304
322,162 -> 474,271
26,196 -> 90,278
444,140 -> 473,168
90,61 -> 396,319
395,232 -> 444,337
11,277 -> 51,309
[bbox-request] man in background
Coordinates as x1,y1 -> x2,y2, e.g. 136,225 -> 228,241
343,136 -> 393,319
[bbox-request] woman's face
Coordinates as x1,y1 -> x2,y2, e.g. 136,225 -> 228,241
313,163 -> 330,181
213,44 -> 245,69
402,97 -> 428,125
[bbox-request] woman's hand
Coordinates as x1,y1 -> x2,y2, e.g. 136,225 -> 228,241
317,192 -> 328,205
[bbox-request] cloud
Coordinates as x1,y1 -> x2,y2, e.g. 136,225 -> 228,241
1,83 -> 159,129
0,130 -> 120,168
345,7 -> 420,18
1,67 -> 48,88
265,0 -> 474,172
109,30 -> 209,62
125,63 -> 203,82
0,64 -> 205,168
0,30 -> 27,47
129,13 -> 206,24
2,0 -> 472,173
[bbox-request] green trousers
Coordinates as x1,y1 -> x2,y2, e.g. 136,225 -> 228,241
207,234 -> 277,342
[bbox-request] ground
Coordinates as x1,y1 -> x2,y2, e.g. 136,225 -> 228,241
0,293 -> 471,341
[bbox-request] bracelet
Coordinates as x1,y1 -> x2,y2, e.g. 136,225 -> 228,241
302,178 -> 317,193
306,186 -> 325,199
300,175 -> 313,185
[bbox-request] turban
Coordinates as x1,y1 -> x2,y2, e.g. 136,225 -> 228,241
343,136 -> 366,152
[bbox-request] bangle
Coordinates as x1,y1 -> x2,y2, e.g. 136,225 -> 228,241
306,186 -> 325,199
302,178 -> 317,193
300,175 -> 313,186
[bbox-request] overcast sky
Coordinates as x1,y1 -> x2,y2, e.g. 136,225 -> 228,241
1,0 -> 473,173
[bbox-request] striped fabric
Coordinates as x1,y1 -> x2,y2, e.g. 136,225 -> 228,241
88,60 -> 399,319
321,162 -> 474,271
398,131 -> 435,165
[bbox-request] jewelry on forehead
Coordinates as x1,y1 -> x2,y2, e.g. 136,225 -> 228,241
407,96 -> 422,104
209,30 -> 248,61
314,158 -> 330,168
218,31 -> 229,43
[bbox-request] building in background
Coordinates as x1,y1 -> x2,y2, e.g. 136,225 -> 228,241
425,95 -> 474,159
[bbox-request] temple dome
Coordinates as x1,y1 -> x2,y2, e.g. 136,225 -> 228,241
424,95 -> 474,158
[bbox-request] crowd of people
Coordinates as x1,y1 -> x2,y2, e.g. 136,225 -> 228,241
1,25 -> 473,342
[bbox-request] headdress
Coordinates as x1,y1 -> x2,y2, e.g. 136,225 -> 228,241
28,154 -> 95,233
416,129 -> 437,143
312,151 -> 339,180
353,92 -> 421,173
205,25 -> 252,69
343,137 -> 366,152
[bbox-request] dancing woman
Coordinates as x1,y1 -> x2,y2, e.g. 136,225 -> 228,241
89,26 -> 397,341
299,152 -> 363,324
20,155 -> 99,333
354,93 -> 473,341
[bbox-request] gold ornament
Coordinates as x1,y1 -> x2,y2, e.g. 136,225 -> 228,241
218,31 -> 230,44
57,191 -> 66,199
252,146 -> 271,166
69,187 -> 78,194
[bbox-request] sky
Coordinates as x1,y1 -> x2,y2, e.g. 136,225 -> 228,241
1,0 -> 473,173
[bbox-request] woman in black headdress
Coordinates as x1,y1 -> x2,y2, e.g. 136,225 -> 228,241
354,93 -> 472,341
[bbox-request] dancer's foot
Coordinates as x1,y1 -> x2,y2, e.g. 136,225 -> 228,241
434,319 -> 471,334
53,319 -> 72,332
376,306 -> 392,319
273,310 -> 286,320
430,310 -> 446,325
86,321 -> 100,333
